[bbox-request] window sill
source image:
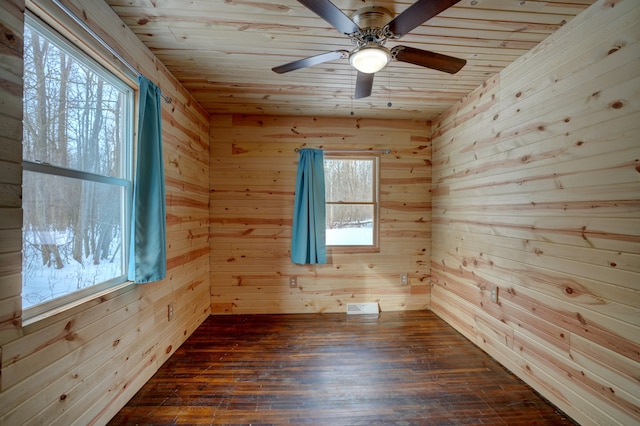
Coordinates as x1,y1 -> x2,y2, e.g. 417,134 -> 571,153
22,281 -> 135,331
327,246 -> 381,254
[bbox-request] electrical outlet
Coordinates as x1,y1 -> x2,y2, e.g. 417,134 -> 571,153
289,276 -> 297,288
490,286 -> 499,304
168,302 -> 174,321
401,273 -> 408,285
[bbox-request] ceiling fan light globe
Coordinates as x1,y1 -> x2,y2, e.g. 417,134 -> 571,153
350,45 -> 390,74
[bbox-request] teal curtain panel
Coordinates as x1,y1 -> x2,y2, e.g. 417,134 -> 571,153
291,148 -> 327,264
128,76 -> 167,283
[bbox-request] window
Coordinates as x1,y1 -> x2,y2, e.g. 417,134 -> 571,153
324,156 -> 379,251
22,15 -> 133,313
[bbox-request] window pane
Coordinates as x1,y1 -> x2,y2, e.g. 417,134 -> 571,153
325,159 -> 373,202
326,204 -> 374,246
23,24 -> 128,179
22,16 -> 132,312
22,171 -> 126,309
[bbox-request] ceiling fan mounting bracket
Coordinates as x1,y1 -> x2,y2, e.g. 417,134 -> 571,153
350,28 -> 390,48
390,45 -> 404,59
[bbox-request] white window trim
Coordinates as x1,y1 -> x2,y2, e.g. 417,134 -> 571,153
325,154 -> 381,253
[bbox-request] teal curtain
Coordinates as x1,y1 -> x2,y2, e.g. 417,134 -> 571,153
291,149 -> 326,264
128,76 -> 167,283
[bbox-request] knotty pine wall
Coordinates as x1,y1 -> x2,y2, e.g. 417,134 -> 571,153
0,0 -> 211,424
210,115 -> 431,314
430,0 -> 640,425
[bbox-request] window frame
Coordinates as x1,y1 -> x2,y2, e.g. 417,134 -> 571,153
324,154 -> 381,254
21,12 -> 135,321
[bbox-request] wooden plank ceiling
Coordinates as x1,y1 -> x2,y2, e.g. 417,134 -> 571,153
106,0 -> 596,120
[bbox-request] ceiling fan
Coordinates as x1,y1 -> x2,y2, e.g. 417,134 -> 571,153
272,0 -> 466,99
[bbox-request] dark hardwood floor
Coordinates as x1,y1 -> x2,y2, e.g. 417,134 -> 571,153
108,310 -> 576,425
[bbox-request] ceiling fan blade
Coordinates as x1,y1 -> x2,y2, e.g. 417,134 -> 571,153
394,46 -> 466,74
272,50 -> 348,74
354,71 -> 374,99
387,0 -> 460,38
298,0 -> 360,34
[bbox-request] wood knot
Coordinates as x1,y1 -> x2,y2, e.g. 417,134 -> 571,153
60,394 -> 67,401
609,100 -> 624,109
166,345 -> 173,354
137,17 -> 149,25
576,312 -> 587,325
565,287 -> 574,295
113,339 -> 120,347
515,91 -> 522,98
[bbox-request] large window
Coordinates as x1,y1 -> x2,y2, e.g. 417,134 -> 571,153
325,156 -> 379,251
22,15 -> 133,312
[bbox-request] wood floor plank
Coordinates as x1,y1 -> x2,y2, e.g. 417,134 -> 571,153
108,311 -> 576,425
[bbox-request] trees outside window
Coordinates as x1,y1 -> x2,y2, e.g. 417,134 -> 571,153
324,156 -> 379,250
22,15 -> 133,312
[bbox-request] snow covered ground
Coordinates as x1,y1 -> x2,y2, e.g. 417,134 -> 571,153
22,231 -> 124,309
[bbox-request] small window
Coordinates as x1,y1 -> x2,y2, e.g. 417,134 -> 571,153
324,156 -> 380,252
21,15 -> 134,313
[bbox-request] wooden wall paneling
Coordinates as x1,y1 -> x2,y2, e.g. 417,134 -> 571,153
430,0 -> 640,424
0,0 -> 211,424
0,0 -> 25,344
513,330 -> 639,425
433,226 -> 640,313
210,114 -> 431,314
570,333 -> 640,400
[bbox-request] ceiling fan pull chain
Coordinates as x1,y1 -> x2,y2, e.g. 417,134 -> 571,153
388,67 -> 392,107
350,66 -> 354,116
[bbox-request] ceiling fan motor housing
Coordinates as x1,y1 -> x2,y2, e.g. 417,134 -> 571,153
351,6 -> 393,31
350,6 -> 394,46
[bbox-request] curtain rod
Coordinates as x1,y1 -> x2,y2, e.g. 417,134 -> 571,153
294,148 -> 391,154
51,0 -> 172,104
